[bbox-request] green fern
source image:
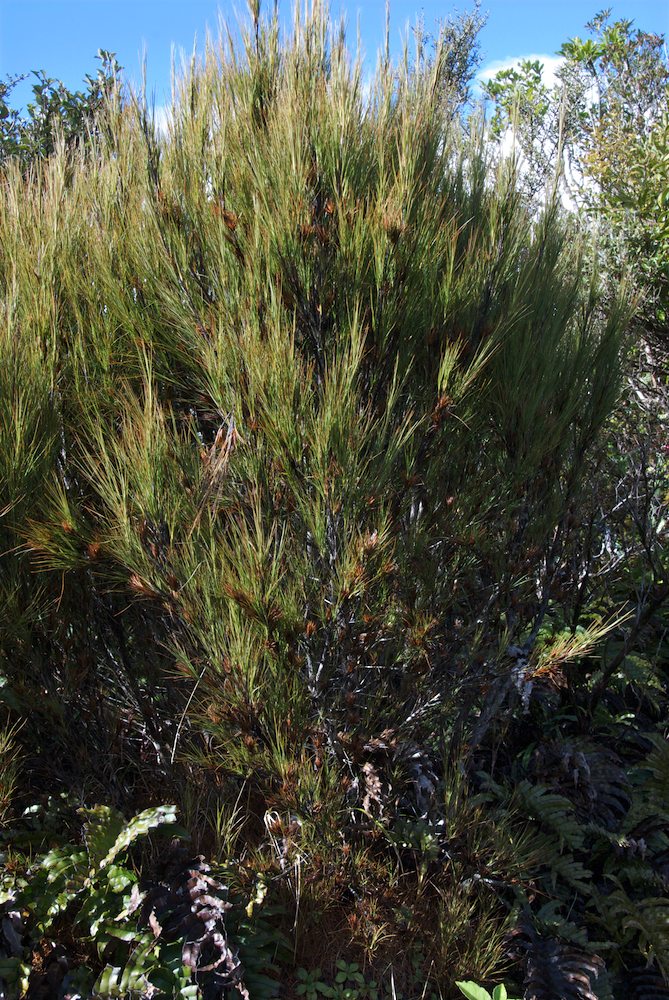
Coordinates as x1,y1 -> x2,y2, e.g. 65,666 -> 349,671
597,884 -> 669,981
644,736 -> 669,811
0,803 -> 193,998
482,777 -> 585,851
509,915 -> 604,1000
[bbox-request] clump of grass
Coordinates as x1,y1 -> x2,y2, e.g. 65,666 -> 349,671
0,723 -> 21,827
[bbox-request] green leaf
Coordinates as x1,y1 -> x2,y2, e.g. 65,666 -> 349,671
119,934 -> 155,992
99,804 -> 178,869
80,805 -> 125,868
455,984 -> 492,1000
105,864 -> 135,892
95,965 -> 123,996
42,847 -> 87,879
101,923 -> 143,943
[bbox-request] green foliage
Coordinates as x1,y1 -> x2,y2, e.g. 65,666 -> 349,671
295,961 -> 381,1000
456,984 -> 519,1000
0,50 -> 122,162
0,804 -> 184,998
0,725 -> 21,828
483,10 -> 669,329
0,2 -> 668,997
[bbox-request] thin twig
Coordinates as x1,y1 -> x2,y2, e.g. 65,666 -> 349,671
170,665 -> 207,764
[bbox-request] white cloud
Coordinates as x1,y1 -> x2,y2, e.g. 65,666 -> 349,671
152,103 -> 172,137
476,53 -> 565,92
474,55 -> 577,211
475,51 -> 600,212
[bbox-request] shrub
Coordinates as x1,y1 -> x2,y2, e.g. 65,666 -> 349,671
4,2 -> 667,996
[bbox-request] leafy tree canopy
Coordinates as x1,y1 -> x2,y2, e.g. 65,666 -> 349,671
0,49 -> 122,162
483,9 -> 669,330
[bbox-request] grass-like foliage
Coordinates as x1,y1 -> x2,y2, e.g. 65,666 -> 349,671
1,2 -> 668,998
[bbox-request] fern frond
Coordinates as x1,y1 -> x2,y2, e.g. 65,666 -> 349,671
598,887 -> 669,982
626,964 -> 669,999
510,917 -> 604,1000
531,740 -> 631,832
644,737 -> 669,812
513,781 -> 585,851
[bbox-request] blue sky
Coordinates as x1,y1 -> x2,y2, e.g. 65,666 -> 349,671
1,0 -> 668,112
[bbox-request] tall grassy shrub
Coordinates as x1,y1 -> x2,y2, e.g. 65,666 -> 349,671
0,3 -> 634,994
